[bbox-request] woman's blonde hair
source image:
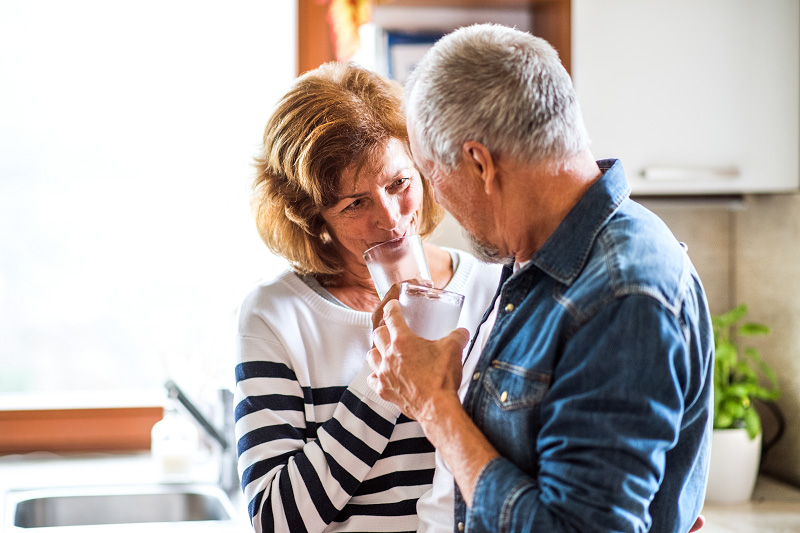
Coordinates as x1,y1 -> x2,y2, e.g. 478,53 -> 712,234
252,62 -> 443,278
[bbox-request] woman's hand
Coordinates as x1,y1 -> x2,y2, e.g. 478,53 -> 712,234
371,282 -> 402,331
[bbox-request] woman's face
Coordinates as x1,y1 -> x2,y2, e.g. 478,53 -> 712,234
321,137 -> 424,272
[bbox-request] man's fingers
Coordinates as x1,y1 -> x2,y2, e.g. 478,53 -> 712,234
377,304 -> 467,353
689,515 -> 705,532
366,347 -> 382,372
372,324 -> 391,353
381,300 -> 413,336
441,327 -> 471,351
366,371 -> 379,392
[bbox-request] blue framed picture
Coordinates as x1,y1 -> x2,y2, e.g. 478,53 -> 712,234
385,31 -> 443,84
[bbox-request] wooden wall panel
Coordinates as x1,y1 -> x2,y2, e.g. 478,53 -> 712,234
531,0 -> 571,73
298,0 -> 336,75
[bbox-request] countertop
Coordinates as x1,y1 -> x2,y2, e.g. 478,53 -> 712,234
2,452 -> 797,532
702,476 -> 800,533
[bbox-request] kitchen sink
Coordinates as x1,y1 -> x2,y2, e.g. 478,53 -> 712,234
6,483 -> 241,529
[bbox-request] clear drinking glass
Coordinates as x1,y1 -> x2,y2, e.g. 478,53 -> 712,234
363,235 -> 432,299
398,282 -> 465,340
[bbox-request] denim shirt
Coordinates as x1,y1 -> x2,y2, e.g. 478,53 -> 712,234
456,160 -> 714,533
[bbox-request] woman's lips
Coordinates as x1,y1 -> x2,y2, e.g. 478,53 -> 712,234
367,230 -> 409,249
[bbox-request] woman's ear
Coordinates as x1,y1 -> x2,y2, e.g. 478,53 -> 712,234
462,141 -> 497,195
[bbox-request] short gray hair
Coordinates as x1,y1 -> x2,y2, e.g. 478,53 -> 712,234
405,23 -> 589,171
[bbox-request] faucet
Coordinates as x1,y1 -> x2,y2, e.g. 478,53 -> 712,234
163,380 -> 239,496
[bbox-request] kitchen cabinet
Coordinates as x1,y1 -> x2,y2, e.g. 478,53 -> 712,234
299,1 -> 799,196
572,0 -> 799,195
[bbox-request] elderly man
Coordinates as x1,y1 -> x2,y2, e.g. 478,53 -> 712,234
367,24 -> 713,533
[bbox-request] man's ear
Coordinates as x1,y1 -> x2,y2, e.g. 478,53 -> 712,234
462,141 -> 497,195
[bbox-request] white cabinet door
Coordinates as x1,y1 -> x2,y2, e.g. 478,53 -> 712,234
572,0 -> 799,195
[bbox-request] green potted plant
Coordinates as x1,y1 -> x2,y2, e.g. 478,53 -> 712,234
712,304 -> 780,436
706,303 -> 781,503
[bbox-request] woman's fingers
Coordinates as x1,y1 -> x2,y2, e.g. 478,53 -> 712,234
371,282 -> 402,330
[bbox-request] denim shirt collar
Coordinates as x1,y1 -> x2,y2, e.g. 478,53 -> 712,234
528,159 -> 630,286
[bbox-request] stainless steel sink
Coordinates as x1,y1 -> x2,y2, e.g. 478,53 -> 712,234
6,484 -> 240,529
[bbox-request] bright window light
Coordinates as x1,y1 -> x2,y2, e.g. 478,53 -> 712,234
0,1 -> 296,394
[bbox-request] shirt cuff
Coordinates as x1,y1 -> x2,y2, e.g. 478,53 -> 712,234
467,456 -> 528,532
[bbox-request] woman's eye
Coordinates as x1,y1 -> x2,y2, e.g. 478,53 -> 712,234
343,198 -> 363,211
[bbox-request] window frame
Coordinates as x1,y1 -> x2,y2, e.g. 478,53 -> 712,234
0,393 -> 162,454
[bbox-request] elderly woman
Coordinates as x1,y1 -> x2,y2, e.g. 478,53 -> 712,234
234,62 -> 502,533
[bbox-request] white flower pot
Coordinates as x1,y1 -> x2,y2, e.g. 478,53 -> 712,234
705,428 -> 762,503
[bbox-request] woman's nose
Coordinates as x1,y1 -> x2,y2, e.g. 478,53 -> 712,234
374,196 -> 401,230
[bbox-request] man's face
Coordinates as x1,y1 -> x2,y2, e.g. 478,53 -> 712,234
407,119 -> 506,264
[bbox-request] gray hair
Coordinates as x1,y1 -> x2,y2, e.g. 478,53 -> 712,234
405,23 -> 590,171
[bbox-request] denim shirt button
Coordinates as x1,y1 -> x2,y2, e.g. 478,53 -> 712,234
457,522 -> 465,531
500,391 -> 508,402
504,303 -> 515,312
472,371 -> 481,381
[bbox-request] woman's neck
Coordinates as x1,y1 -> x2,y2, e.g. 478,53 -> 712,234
324,269 -> 381,312
424,243 -> 454,289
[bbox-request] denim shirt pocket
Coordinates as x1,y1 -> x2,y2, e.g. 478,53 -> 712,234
484,360 -> 550,408
479,360 -> 552,469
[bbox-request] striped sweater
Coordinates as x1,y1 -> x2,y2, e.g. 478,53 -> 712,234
234,250 -> 502,532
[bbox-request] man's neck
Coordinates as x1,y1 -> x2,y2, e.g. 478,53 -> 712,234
499,151 -> 602,264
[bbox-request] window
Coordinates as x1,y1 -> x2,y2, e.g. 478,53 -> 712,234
0,0 -> 295,398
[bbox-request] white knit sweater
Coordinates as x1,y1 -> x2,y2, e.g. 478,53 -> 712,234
234,249 -> 502,532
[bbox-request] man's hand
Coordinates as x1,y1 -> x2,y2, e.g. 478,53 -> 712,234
689,514 -> 704,532
367,299 -> 469,421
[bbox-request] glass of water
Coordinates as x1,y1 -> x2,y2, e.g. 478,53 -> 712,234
398,282 -> 465,340
363,235 -> 432,299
